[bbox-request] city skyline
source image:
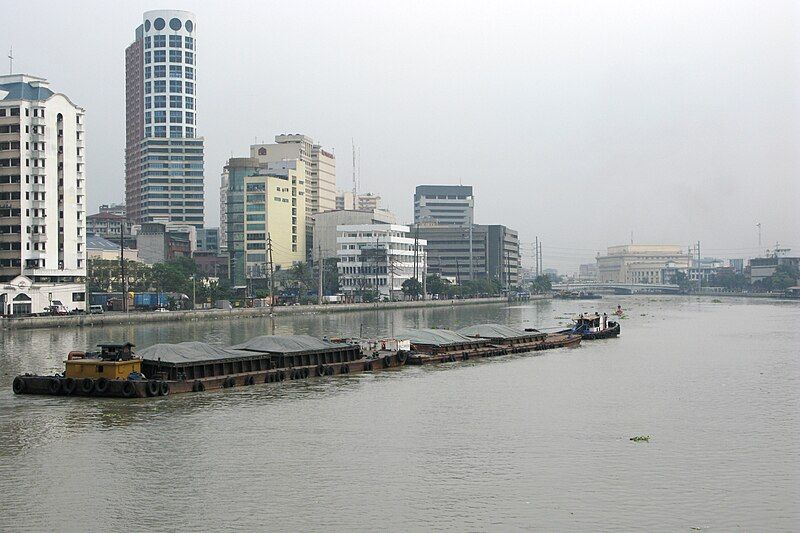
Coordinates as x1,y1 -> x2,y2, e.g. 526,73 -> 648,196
2,1 -> 798,272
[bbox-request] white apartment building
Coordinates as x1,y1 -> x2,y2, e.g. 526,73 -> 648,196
414,185 -> 474,226
251,134 -> 336,257
337,224 -> 426,301
596,245 -> 689,284
0,74 -> 87,314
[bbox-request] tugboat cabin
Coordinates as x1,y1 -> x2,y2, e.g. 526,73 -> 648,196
574,313 -> 608,333
65,342 -> 141,380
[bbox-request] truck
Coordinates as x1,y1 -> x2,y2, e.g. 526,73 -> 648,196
133,292 -> 169,310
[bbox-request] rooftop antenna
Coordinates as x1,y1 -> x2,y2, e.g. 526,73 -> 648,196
630,230 -> 633,245
7,46 -> 12,74
351,138 -> 357,203
756,222 -> 761,249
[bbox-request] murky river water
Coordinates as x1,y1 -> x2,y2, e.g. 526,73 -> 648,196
0,296 -> 798,531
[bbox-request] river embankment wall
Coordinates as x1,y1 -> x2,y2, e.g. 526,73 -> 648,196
1,296 -> 551,332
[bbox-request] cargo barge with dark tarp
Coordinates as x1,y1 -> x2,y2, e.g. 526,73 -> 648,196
12,334 -> 403,398
401,325 -> 580,365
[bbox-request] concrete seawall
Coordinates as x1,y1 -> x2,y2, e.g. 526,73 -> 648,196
1,296 -> 550,332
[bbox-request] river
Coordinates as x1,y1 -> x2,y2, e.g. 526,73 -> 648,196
1,296 -> 798,531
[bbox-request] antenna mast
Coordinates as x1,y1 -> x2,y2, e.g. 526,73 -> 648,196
7,46 -> 13,74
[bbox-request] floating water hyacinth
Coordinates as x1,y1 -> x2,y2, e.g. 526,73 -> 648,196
629,435 -> 650,442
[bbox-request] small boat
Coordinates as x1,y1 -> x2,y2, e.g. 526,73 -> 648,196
560,313 -> 620,340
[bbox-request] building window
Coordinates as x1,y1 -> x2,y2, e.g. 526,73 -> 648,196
169,49 -> 182,62
144,51 -> 151,64
144,112 -> 151,124
154,95 -> 166,108
185,96 -> 194,110
154,126 -> 166,138
185,112 -> 194,124
169,80 -> 182,93
169,110 -> 182,123
153,65 -> 166,78
185,82 -> 194,94
153,50 -> 166,63
153,35 -> 166,48
153,110 -> 166,123
144,81 -> 151,94
169,65 -> 182,78
144,96 -> 152,109
169,34 -> 182,48
185,67 -> 194,80
185,36 -> 194,49
144,66 -> 151,79
145,127 -> 152,137
144,36 -> 151,49
185,51 -> 194,64
185,127 -> 195,138
154,80 -> 166,93
170,95 -> 182,108
169,126 -> 182,138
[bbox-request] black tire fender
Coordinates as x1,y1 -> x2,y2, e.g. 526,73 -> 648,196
81,378 -> 95,395
159,381 -> 170,396
12,376 -> 26,394
48,377 -> 62,394
146,380 -> 159,396
122,381 -> 136,397
95,378 -> 109,394
62,377 -> 77,395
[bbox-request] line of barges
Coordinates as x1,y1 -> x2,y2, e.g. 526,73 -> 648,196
12,323 -> 588,399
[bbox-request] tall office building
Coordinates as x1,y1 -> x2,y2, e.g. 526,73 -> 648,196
251,134 -> 336,258
125,10 -> 204,228
0,74 -> 87,314
413,185 -> 474,226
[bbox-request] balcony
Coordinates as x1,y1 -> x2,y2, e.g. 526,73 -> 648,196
30,215 -> 46,224
30,149 -> 46,158
30,233 -> 47,243
29,167 -> 45,176
31,116 -> 46,126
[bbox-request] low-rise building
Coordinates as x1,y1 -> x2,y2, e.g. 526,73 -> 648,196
196,227 -> 219,254
86,212 -> 133,241
87,235 -> 139,262
596,245 -> 689,284
749,255 -> 800,284
135,222 -> 192,265
337,224 -> 426,300
98,203 -> 126,216
578,263 -> 598,280
312,208 -> 397,263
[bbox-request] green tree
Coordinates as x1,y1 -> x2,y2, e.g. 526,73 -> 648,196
771,263 -> 799,291
530,275 -> 552,294
322,257 -> 340,295
425,273 -> 451,297
401,278 -> 423,299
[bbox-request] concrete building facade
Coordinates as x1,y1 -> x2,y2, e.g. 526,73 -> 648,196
125,10 -> 205,227
0,74 -> 87,314
135,222 -> 191,265
336,191 -> 381,211
242,160 -> 306,278
414,185 -> 474,226
337,224 -> 426,301
250,134 -> 335,257
312,208 -> 397,262
595,245 -> 689,284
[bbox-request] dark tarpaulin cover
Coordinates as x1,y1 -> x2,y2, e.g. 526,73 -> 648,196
457,323 -> 532,340
394,328 -> 477,347
138,341 -> 254,364
232,334 -> 344,353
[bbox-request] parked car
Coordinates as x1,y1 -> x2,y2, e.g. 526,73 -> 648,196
89,305 -> 105,314
48,301 -> 69,315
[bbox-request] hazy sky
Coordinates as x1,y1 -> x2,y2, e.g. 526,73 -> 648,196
5,0 -> 798,271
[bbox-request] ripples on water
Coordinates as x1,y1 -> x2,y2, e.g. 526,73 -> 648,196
1,297 -> 798,531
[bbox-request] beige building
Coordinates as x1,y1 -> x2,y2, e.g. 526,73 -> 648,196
336,191 -> 381,211
596,245 -> 689,284
243,160 -> 306,275
250,134 -> 335,259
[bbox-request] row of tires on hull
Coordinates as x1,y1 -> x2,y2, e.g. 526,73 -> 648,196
11,375 -> 169,397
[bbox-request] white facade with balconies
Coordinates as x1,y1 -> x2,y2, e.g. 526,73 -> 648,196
0,74 -> 87,314
337,224 -> 426,300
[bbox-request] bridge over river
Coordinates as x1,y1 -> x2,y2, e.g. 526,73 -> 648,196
552,282 -> 681,294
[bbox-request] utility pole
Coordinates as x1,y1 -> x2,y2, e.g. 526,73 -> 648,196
374,235 -> 380,301
317,245 -> 323,305
468,223 -> 474,282
7,46 -> 12,75
696,240 -> 701,291
267,233 -> 275,312
120,221 -> 127,313
413,225 -> 420,300
756,222 -> 762,250
455,257 -> 461,285
505,249 -> 511,293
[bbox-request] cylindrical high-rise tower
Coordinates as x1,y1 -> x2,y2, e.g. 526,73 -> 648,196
125,10 -> 205,228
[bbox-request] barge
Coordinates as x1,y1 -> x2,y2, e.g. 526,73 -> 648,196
401,325 -> 581,365
12,335 -> 402,398
13,325 -> 582,399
